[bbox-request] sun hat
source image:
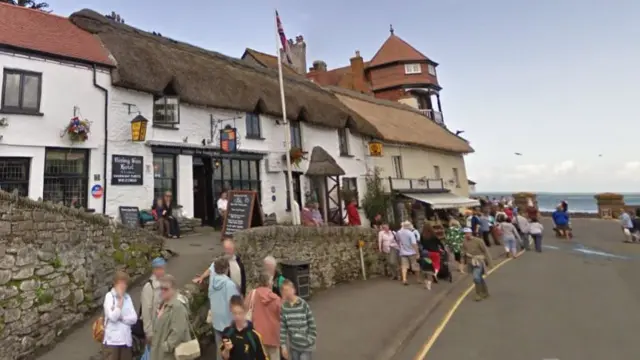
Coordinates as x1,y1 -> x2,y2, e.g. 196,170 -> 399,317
401,221 -> 413,229
151,257 -> 166,268
462,227 -> 473,233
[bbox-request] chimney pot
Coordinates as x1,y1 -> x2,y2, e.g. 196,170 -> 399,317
355,50 -> 360,57
312,60 -> 327,72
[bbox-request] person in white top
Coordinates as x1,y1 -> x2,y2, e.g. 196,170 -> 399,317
378,223 -> 399,280
217,191 -> 228,219
528,217 -> 544,252
103,271 -> 138,360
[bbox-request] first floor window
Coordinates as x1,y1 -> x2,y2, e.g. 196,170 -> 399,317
453,167 -> 460,188
153,154 -> 177,203
290,121 -> 302,149
153,96 -> 180,126
1,69 -> 42,114
392,156 -> 403,178
427,64 -> 437,76
245,112 -> 261,138
338,128 -> 350,155
342,177 -> 359,207
285,172 -> 302,211
0,157 -> 30,196
43,148 -> 89,208
404,63 -> 422,74
433,165 -> 441,179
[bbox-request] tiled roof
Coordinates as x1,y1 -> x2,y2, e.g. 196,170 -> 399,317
368,34 -> 430,67
0,3 -> 113,66
241,48 -> 298,75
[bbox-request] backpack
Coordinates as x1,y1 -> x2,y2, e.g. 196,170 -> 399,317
223,327 -> 257,353
132,280 -> 154,339
93,293 -> 115,343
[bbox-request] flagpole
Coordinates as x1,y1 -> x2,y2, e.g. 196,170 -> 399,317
275,9 -> 300,225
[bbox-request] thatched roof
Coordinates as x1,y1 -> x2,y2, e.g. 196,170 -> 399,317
69,10 -> 380,137
306,146 -> 345,176
328,86 -> 474,154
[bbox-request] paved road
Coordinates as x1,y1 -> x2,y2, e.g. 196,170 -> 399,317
396,218 -> 640,360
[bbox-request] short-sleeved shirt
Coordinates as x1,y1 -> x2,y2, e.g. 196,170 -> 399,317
620,213 -> 633,229
397,228 -> 417,256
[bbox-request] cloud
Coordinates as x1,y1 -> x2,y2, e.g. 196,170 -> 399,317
553,160 -> 576,174
506,163 -> 547,179
617,161 -> 640,176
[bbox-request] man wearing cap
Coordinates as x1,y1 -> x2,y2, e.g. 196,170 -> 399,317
139,257 -> 166,344
461,227 -> 493,301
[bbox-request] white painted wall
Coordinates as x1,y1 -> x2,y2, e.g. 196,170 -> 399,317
0,50 -> 110,211
105,86 -> 370,222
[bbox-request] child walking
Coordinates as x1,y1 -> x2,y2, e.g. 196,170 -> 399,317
529,218 -> 544,252
416,250 -> 435,290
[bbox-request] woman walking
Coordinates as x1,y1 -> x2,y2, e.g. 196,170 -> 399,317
420,223 -> 444,281
246,273 -> 282,360
444,219 -> 465,273
497,215 -> 521,258
529,217 -> 544,252
103,271 -> 137,360
378,223 -> 399,280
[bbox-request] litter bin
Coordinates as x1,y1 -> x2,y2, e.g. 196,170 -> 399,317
280,260 -> 310,299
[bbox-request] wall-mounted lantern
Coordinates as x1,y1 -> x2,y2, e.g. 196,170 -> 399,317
130,115 -> 149,142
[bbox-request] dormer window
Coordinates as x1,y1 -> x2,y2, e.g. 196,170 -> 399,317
338,128 -> 350,156
245,112 -> 262,139
427,64 -> 436,76
404,63 -> 422,75
153,96 -> 180,127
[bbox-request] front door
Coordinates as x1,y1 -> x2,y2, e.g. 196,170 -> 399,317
193,163 -> 207,225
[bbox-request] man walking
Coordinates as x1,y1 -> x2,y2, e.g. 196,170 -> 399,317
397,221 -> 420,286
138,258 -> 166,349
462,227 -> 493,301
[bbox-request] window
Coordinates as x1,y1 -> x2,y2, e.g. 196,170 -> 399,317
153,155 -> 177,202
404,63 -> 422,75
427,64 -> 437,76
213,158 -> 261,215
433,165 -> 441,179
392,156 -> 403,178
343,177 -> 359,207
245,112 -> 261,138
285,172 -> 302,211
338,128 -> 350,155
43,149 -> 89,208
453,167 -> 460,188
1,69 -> 42,114
290,121 -> 302,149
0,157 -> 30,196
153,96 -> 180,127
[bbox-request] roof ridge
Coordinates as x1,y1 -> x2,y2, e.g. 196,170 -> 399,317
0,2 -> 66,20
325,85 -> 426,116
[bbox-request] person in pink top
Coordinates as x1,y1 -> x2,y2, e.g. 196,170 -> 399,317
378,223 -> 399,280
245,272 -> 282,360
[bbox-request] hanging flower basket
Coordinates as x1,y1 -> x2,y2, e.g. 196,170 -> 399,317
282,147 -> 308,168
65,117 -> 90,142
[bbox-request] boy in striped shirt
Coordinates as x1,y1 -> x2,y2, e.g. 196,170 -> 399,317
279,280 -> 317,360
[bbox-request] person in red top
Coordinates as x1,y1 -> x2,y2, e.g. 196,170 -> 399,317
504,206 -> 514,222
346,199 -> 361,226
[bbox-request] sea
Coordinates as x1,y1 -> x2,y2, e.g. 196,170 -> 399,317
473,192 -> 640,213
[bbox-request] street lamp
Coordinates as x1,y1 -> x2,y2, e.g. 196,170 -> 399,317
130,115 -> 149,142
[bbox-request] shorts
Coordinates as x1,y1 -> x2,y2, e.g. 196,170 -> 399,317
400,255 -> 419,272
556,224 -> 570,231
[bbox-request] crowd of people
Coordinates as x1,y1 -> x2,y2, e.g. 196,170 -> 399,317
95,237 -> 317,360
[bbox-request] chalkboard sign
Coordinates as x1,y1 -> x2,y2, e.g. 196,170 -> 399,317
221,190 -> 263,238
119,206 -> 141,228
111,155 -> 144,185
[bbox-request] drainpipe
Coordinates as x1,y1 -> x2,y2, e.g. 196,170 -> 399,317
93,65 -> 109,214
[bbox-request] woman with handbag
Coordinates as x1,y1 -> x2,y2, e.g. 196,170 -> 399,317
245,273 -> 282,360
102,271 -> 138,360
150,275 -> 196,360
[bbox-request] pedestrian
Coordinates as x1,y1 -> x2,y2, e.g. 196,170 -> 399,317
245,273 -> 282,360
444,219 -> 465,273
396,221 -> 421,286
552,205 -> 570,239
461,228 -> 493,301
222,238 -> 247,296
378,223 -> 399,280
416,250 -> 435,290
280,280 -> 317,360
497,214 -> 521,258
420,223 -> 444,281
221,295 -> 269,360
529,217 -> 544,252
103,271 -> 137,360
513,210 -> 530,251
137,258 -> 166,357
478,209 -> 492,247
150,275 -> 192,360
263,256 -> 286,297
346,199 -> 361,226
620,209 -> 634,242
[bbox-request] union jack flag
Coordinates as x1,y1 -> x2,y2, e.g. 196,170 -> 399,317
276,10 -> 293,65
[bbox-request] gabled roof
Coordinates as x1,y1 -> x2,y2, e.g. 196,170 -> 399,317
241,48 -> 298,75
0,3 -> 113,66
328,86 -> 473,154
69,9 -> 380,138
368,34 -> 431,68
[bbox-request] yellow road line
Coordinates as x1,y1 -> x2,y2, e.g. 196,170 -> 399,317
413,250 -> 524,360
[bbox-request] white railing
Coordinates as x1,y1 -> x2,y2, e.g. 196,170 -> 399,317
387,177 -> 445,192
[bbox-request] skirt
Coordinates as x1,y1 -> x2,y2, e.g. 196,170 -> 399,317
428,251 -> 441,273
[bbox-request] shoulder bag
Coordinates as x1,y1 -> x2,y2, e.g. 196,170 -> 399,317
245,289 -> 256,321
174,311 -> 201,360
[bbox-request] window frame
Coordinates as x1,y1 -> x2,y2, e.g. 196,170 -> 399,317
342,177 -> 359,207
153,154 -> 178,204
433,165 -> 441,179
213,158 -> 262,217
453,167 -> 460,188
0,157 -> 31,196
392,156 -> 403,178
290,121 -> 302,149
245,112 -> 262,139
43,148 -> 90,208
338,128 -> 350,156
404,63 -> 422,75
427,64 -> 437,76
1,68 -> 43,115
152,95 -> 180,128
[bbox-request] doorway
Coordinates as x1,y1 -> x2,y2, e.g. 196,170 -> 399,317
192,157 -> 214,226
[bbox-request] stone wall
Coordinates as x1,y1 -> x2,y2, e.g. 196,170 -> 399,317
0,191 -> 167,360
234,226 -> 384,291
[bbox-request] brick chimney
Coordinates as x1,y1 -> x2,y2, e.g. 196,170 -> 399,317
350,50 -> 367,93
307,60 -> 327,83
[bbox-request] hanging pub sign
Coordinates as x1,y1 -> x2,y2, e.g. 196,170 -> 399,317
220,127 -> 237,153
368,141 -> 383,157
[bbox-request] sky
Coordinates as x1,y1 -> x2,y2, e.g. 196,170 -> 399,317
48,0 -> 640,193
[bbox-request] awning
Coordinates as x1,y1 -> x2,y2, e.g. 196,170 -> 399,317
404,192 -> 480,209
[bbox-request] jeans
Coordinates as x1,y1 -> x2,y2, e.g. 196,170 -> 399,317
470,264 -> 485,284
290,349 -> 313,360
214,330 -> 223,360
532,233 -> 543,252
504,237 -> 517,255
